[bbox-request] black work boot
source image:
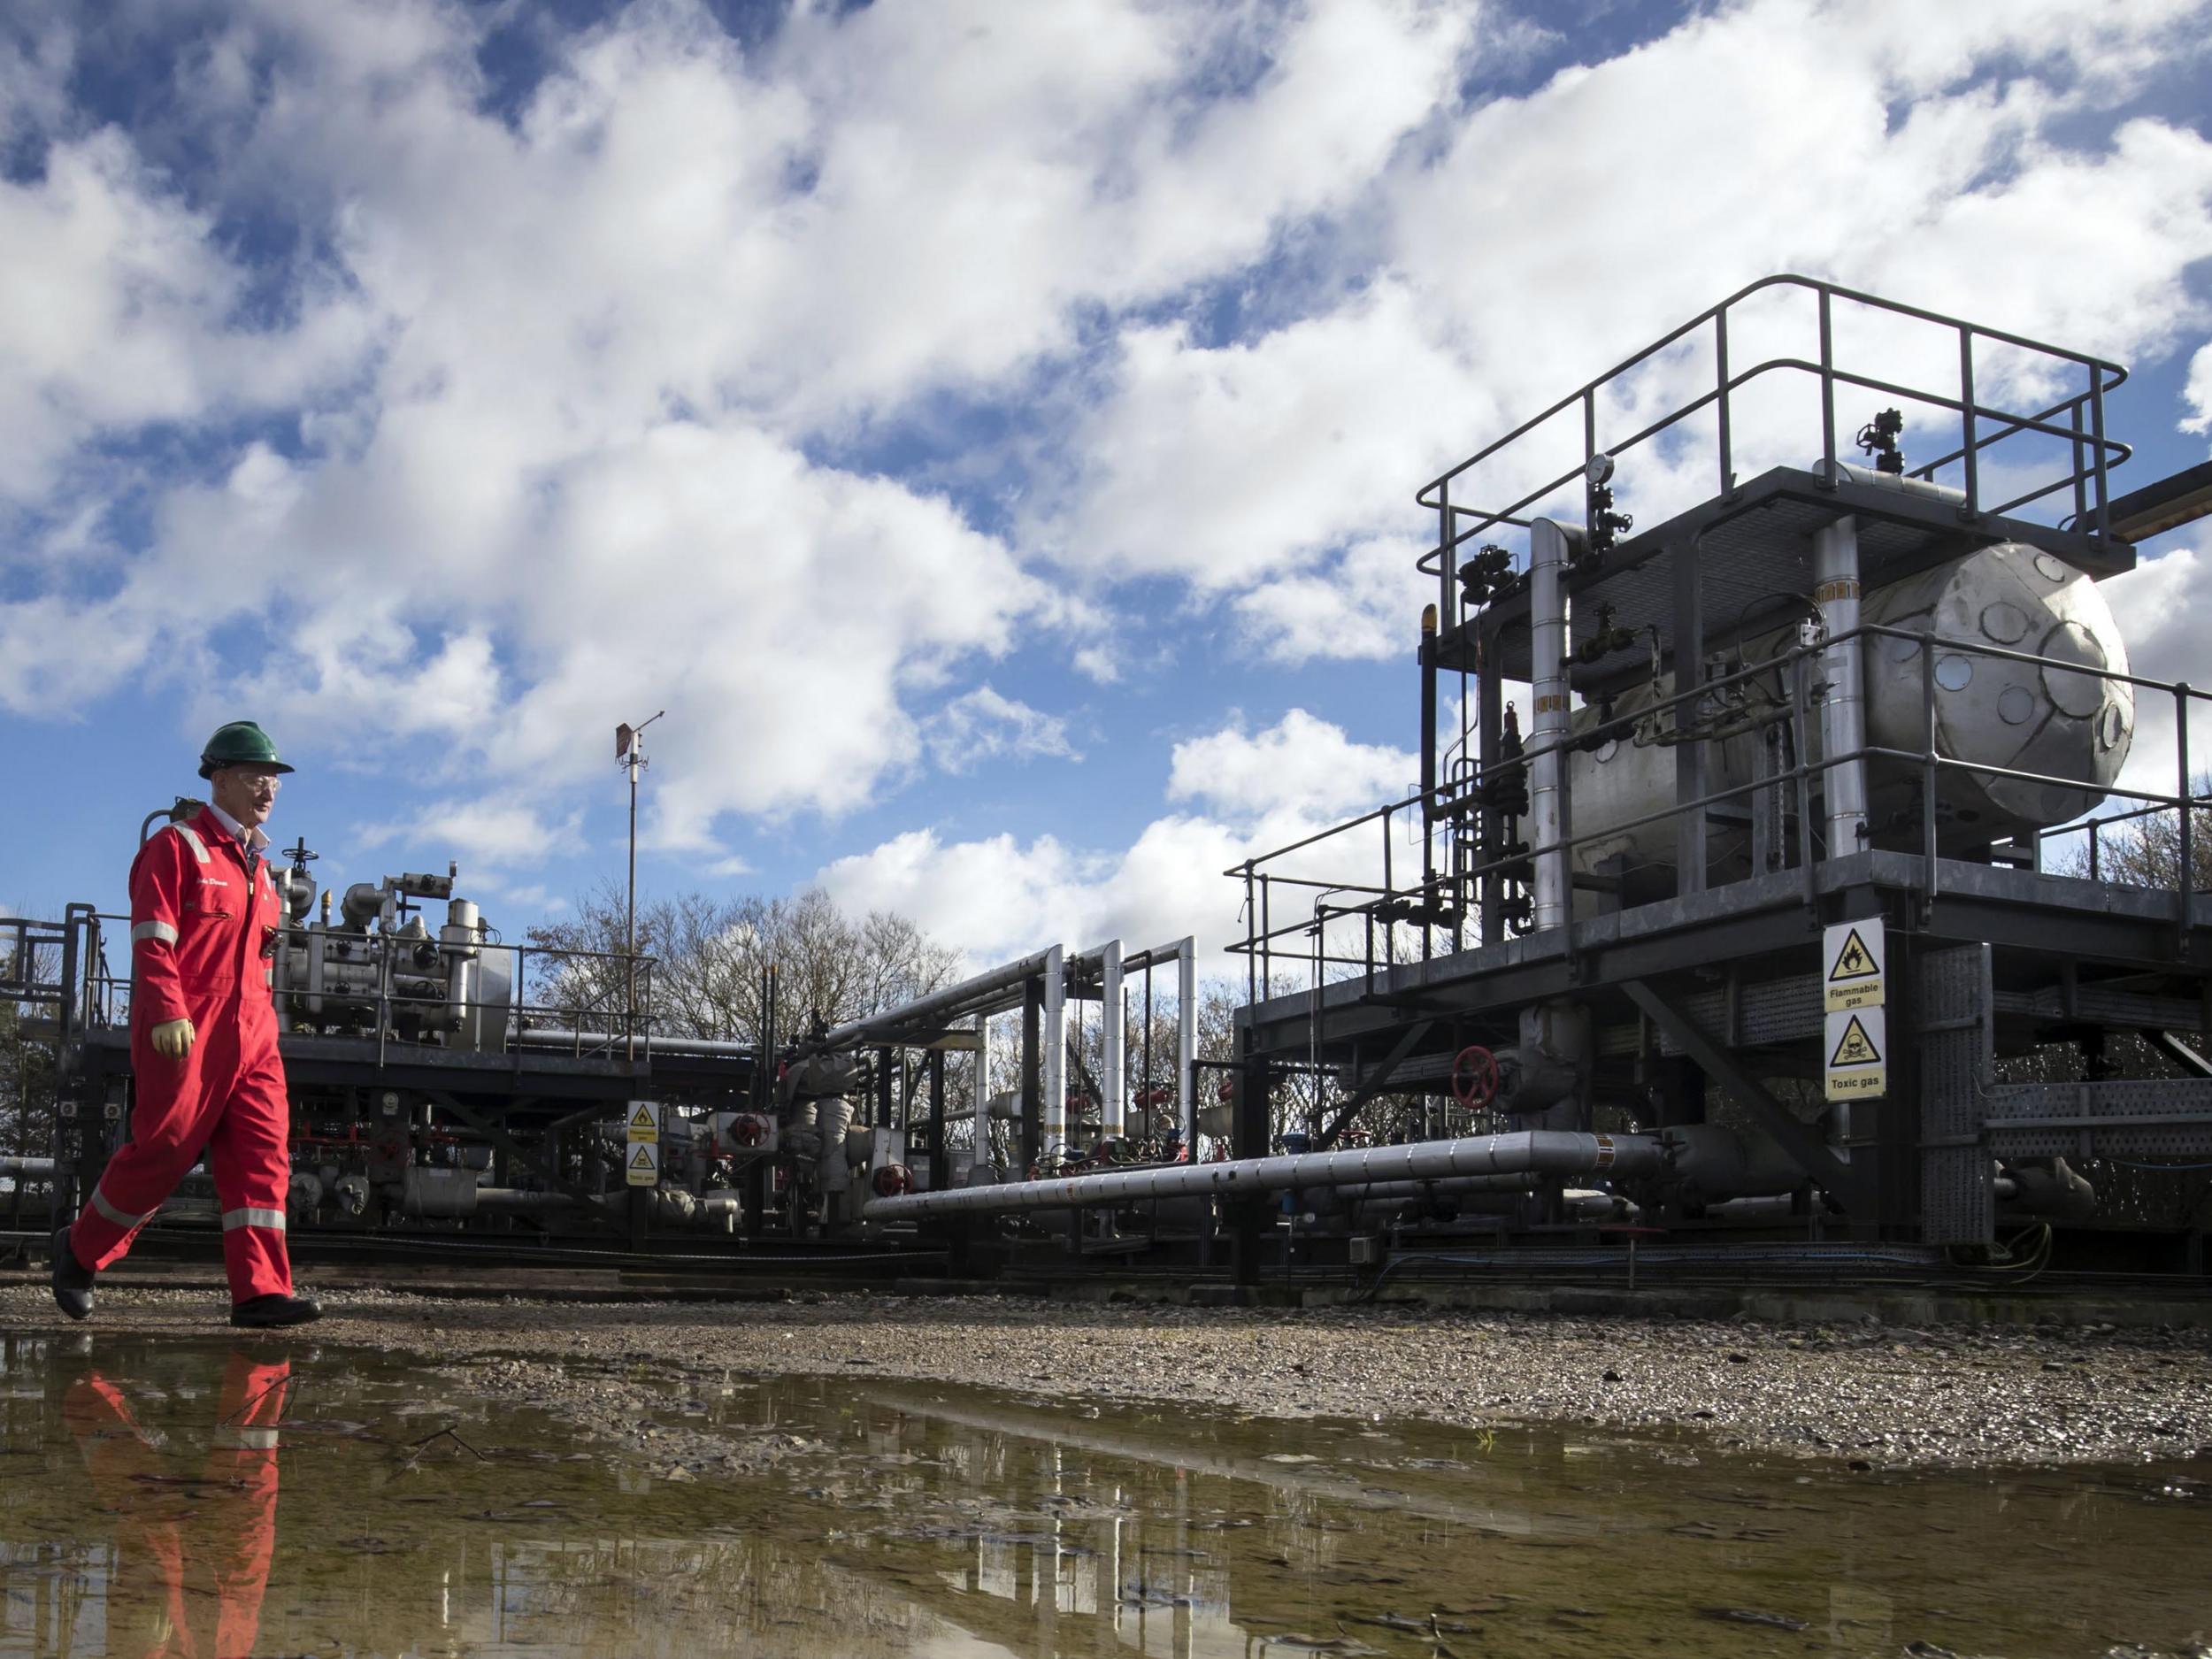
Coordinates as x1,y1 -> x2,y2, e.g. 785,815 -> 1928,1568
50,1226 -> 95,1322
230,1294 -> 321,1329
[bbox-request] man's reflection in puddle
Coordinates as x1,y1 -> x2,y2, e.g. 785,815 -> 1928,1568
63,1351 -> 289,1659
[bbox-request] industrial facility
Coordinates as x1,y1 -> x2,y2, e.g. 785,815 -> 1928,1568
8,274 -> 2212,1294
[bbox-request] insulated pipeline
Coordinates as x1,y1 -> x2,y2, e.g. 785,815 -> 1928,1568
859,1129 -> 1663,1221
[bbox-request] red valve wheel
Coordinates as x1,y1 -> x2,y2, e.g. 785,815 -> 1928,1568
1451,1044 -> 1501,1109
732,1115 -> 766,1148
872,1163 -> 914,1197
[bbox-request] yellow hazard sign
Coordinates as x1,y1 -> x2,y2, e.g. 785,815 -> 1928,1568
626,1101 -> 660,1143
1824,1006 -> 1886,1100
1823,918 -> 1885,1012
626,1141 -> 660,1187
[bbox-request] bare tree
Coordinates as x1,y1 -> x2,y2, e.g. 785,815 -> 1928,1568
525,884 -> 961,1044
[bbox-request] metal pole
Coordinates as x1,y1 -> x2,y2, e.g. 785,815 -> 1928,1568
626,745 -> 638,1063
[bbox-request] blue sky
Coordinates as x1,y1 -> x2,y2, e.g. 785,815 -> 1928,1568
4,0 -> 2212,974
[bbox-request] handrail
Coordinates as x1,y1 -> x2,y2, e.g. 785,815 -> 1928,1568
1412,274 -> 2129,590
1227,618 -> 2206,984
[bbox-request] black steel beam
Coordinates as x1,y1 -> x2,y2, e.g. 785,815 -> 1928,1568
1315,1020 -> 1433,1148
1620,978 -> 1855,1200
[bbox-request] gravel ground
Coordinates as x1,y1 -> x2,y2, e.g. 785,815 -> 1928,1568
5,1284 -> 2209,1471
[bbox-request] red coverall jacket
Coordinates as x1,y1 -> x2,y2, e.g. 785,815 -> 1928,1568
72,808 -> 294,1303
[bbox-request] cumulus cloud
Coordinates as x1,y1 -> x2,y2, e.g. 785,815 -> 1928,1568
822,709 -> 1416,964
2184,342 -> 2212,439
356,794 -> 587,871
922,685 -> 1079,774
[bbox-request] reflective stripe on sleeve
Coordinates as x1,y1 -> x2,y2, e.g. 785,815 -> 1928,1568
90,1185 -> 153,1229
170,824 -> 211,864
222,1206 -> 287,1232
132,919 -> 180,945
213,1426 -> 280,1450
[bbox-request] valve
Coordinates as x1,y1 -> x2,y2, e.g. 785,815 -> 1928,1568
1573,603 -> 1638,664
1455,542 -> 1517,609
872,1163 -> 914,1198
1856,407 -> 1905,475
1586,480 -> 1633,559
1451,1045 -> 1501,1110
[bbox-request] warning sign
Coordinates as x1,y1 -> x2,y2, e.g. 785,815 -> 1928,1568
1823,918 -> 1886,1013
626,1141 -> 660,1187
626,1101 -> 660,1143
1824,1006 -> 1886,1100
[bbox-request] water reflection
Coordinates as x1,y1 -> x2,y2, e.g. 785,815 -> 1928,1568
58,1350 -> 288,1659
0,1334 -> 2206,1658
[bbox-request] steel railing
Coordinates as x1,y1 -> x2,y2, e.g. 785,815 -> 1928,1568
1228,623 -> 2207,994
1413,274 -> 2130,628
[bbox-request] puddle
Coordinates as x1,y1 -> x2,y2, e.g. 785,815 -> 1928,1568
1,1333 -> 2207,1656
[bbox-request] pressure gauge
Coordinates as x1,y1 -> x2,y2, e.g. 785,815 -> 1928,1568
1585,452 -> 1615,488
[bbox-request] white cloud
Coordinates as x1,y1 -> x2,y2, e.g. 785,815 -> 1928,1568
2095,542 -> 2210,803
923,684 -> 1079,773
822,709 -> 1417,965
357,795 -> 587,872
2184,342 -> 2212,439
1169,709 -> 1413,822
1233,534 -> 1432,664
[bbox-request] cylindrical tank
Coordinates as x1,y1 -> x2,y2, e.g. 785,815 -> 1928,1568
1542,542 -> 2131,879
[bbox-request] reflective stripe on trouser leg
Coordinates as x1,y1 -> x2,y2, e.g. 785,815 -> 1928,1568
90,1185 -> 153,1229
209,1048 -> 295,1304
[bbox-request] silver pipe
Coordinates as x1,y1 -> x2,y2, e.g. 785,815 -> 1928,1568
1530,518 -> 1571,930
1041,944 -> 1067,1156
1815,515 -> 1868,856
860,1129 -> 1662,1221
817,949 -> 1056,1049
1099,939 -> 1124,1139
1174,935 -> 1196,1149
0,1156 -> 56,1179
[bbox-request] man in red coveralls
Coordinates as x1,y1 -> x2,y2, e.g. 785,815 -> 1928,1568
52,720 -> 321,1328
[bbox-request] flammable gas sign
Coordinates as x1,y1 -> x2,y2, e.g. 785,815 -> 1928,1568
626,1101 -> 660,1142
1823,918 -> 1885,1013
1824,1006 -> 1886,1101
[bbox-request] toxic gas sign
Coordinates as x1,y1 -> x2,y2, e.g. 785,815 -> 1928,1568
1824,1006 -> 1887,1100
626,1141 -> 660,1187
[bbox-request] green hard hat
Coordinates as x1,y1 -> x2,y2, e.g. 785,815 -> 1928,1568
197,720 -> 296,780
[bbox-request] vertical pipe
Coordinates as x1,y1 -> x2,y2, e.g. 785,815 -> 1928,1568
1419,606 -> 1438,823
1101,940 -> 1125,1140
1959,327 -> 1978,516
1176,936 -> 1197,1156
1922,623 -> 1939,902
2178,685 -> 2194,950
1817,287 -> 1837,484
1042,945 -> 1067,1163
1814,516 -> 1868,858
972,1012 -> 990,1175
1715,308 -> 1732,496
1021,985 -> 1041,1171
2091,369 -> 2110,541
1478,641 -> 1502,945
1529,518 -> 1571,931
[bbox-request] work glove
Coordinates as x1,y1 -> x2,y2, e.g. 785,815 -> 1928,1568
150,1018 -> 196,1058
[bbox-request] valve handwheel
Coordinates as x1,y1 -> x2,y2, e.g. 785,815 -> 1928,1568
1451,1044 -> 1500,1109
